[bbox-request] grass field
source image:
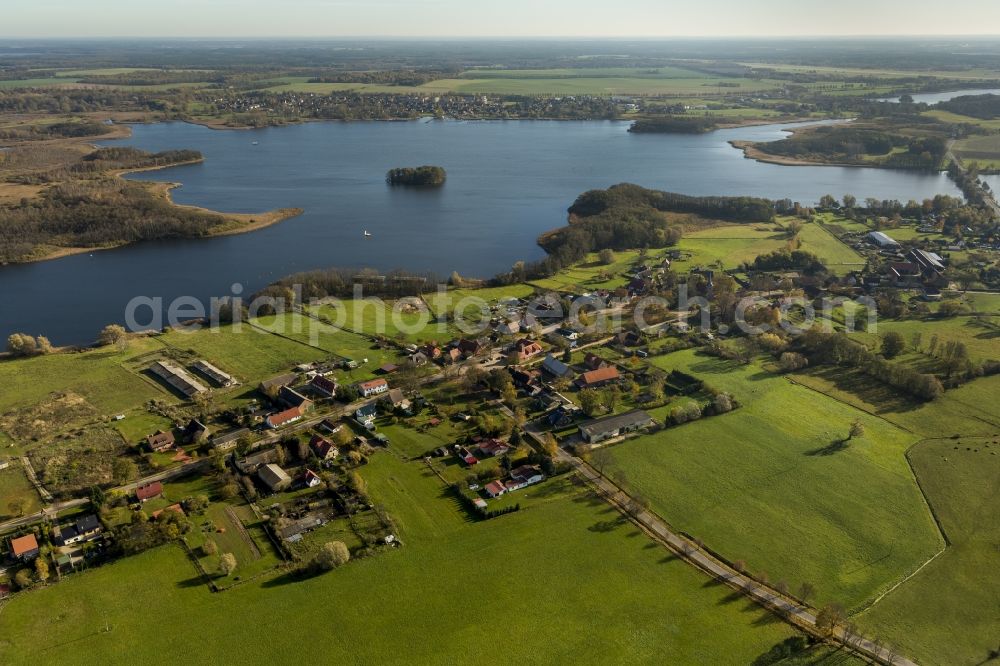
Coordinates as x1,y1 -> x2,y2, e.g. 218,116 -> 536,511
0,337 -> 169,417
529,249 -> 650,293
602,350 -> 942,610
788,367 -> 1000,440
924,109 -> 1000,131
262,69 -> 788,97
851,315 -> 1000,363
0,453 -> 800,664
859,437 -> 1000,665
423,284 -> 537,319
0,463 -> 43,520
156,319 -> 327,386
311,300 -> 462,345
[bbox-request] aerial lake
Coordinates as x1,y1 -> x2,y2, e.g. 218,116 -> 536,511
877,88 -> 1000,104
0,119 -> 962,344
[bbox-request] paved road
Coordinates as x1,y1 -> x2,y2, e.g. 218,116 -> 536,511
521,420 -> 916,666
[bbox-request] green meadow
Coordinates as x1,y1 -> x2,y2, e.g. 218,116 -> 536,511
859,437 -> 1000,665
602,349 -> 943,610
0,454 -> 798,665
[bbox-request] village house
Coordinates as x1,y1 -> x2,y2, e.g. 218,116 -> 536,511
579,410 -> 656,444
540,354 -> 574,379
309,374 -> 338,398
355,403 -> 379,426
509,366 -> 542,391
583,352 -> 608,371
183,419 -> 210,444
419,344 -> 442,361
383,388 -> 411,411
258,463 -> 292,493
10,533 -> 39,562
484,480 -> 506,498
311,435 -> 339,461
476,438 -> 511,458
318,419 -> 342,434
357,378 -> 389,398
457,338 -> 488,358
266,406 -> 304,429
506,465 -> 545,491
54,514 -> 103,547
279,385 -> 314,412
546,405 -> 578,428
236,448 -> 278,474
302,469 -> 322,488
512,338 -> 543,363
212,427 -> 249,452
409,351 -> 430,366
379,363 -> 400,375
146,429 -> 175,452
0,458 -> 10,471
135,481 -> 163,502
576,365 -> 621,389
496,319 -> 521,336
455,445 -> 479,466
278,514 -> 325,542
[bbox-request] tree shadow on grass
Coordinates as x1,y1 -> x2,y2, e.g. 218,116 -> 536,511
261,569 -> 315,589
588,517 -> 626,533
175,575 -> 210,589
805,439 -> 850,456
717,589 -> 743,605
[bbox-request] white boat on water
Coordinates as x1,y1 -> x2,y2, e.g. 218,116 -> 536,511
363,230 -> 372,237
251,140 -> 259,145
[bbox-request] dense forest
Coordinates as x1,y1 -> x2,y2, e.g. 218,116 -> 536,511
755,125 -> 948,170
386,166 -> 447,187
628,116 -> 718,134
532,184 -> 773,273
936,94 -> 1000,120
0,178 -> 232,263
259,267 -> 442,302
307,69 -> 455,86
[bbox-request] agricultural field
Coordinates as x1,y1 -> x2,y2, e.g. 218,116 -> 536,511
0,453 -> 801,664
602,349 -> 943,610
859,437 -> 1000,665
952,133 -> 1000,170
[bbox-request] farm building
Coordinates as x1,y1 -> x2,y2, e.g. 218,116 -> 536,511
149,361 -> 208,398
867,231 -> 900,249
579,410 -> 655,444
576,366 -> 621,389
145,429 -> 175,452
191,360 -> 236,387
258,464 -> 292,493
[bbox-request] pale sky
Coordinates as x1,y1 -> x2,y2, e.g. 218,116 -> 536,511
4,0 -> 1000,38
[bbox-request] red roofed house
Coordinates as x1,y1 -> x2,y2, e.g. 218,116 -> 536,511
310,435 -> 339,461
476,438 -> 511,458
484,480 -> 507,498
10,533 -> 39,561
455,446 -> 478,466
513,339 -> 543,362
266,406 -> 303,429
576,365 -> 621,389
357,378 -> 389,398
135,481 -> 163,502
146,430 -> 175,452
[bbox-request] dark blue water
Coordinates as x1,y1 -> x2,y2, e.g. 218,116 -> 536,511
0,119 -> 961,344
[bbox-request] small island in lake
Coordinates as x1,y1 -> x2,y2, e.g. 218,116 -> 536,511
628,116 -> 718,134
386,165 -> 447,187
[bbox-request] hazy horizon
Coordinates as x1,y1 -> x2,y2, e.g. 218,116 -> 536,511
6,0 -> 1000,39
